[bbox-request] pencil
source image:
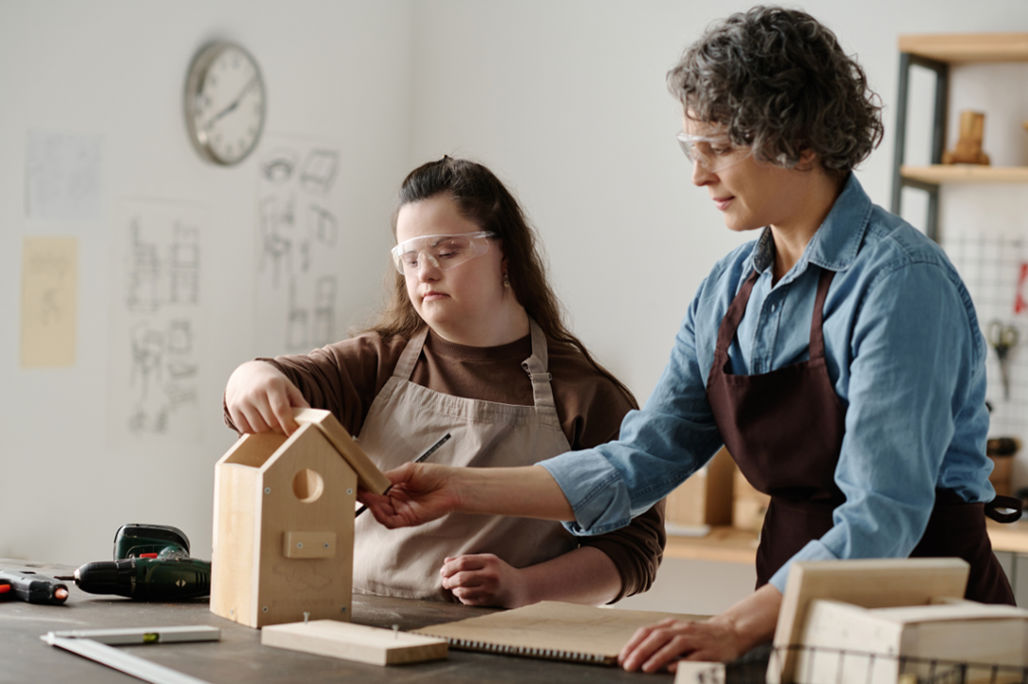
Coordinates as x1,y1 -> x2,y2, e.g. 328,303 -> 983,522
354,432 -> 452,518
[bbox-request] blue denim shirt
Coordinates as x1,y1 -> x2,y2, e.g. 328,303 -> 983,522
540,174 -> 994,593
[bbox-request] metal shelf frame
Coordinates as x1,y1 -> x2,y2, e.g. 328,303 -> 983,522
890,52 -> 949,242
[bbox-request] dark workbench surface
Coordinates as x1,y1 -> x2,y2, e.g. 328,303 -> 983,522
1,559 -> 673,683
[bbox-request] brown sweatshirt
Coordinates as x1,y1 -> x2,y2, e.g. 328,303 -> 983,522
235,328 -> 665,600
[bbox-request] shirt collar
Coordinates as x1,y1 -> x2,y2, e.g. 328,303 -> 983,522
748,173 -> 873,278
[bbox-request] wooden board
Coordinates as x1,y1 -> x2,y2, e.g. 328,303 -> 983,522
294,408 -> 391,494
898,33 -> 1028,62
414,600 -> 706,666
261,619 -> 447,666
797,598 -> 1028,683
768,558 -> 969,683
901,164 -> 1028,184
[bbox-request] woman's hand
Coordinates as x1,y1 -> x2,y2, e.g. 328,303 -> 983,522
224,360 -> 309,434
619,583 -> 781,672
440,553 -> 530,608
618,617 -> 748,672
358,463 -> 463,528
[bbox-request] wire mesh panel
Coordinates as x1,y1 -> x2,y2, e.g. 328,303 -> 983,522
680,645 -> 1028,684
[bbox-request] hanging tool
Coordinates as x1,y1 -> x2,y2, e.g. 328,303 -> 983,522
54,524 -> 210,601
987,319 -> 1019,401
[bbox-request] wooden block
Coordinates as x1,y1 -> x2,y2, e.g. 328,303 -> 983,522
294,408 -> 391,494
261,619 -> 448,666
282,531 -> 337,559
768,558 -> 969,683
731,467 -> 769,532
665,447 -> 734,531
674,661 -> 725,683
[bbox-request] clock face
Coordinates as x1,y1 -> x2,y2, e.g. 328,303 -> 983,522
185,42 -> 266,165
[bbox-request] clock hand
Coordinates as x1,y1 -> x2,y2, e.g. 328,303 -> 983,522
204,76 -> 259,130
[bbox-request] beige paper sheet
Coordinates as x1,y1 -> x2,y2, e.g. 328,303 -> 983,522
20,236 -> 77,367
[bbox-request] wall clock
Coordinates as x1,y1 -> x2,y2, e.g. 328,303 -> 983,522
184,41 -> 266,166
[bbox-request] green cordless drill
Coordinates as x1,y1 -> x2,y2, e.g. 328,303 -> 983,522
55,524 -> 211,601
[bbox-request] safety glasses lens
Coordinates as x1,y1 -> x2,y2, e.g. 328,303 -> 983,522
676,132 -> 749,172
391,232 -> 493,274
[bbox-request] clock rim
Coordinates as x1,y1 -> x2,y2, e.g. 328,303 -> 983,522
183,40 -> 266,166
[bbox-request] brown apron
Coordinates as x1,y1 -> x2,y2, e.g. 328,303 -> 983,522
351,320 -> 576,600
707,267 -> 1014,604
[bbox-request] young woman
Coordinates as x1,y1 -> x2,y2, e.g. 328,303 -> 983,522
359,6 -> 1018,671
224,156 -> 665,608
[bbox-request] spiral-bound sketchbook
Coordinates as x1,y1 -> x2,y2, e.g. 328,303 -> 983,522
413,600 -> 705,666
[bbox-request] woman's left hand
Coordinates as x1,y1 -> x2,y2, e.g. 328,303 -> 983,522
619,583 -> 782,672
618,617 -> 748,672
440,553 -> 529,608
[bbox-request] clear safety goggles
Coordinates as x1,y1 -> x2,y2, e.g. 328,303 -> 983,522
676,132 -> 752,173
390,231 -> 496,275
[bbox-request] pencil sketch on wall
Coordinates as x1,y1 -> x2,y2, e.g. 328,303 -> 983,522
110,202 -> 206,442
255,140 -> 344,353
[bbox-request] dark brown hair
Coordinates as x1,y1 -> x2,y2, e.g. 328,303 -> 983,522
368,156 -> 637,407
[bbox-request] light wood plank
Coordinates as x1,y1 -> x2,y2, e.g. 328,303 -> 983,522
294,408 -> 391,494
768,558 -> 969,684
899,33 -> 1028,62
262,620 -> 448,666
901,164 -> 1028,184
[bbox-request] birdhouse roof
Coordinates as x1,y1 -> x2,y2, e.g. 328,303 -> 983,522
293,408 -> 391,494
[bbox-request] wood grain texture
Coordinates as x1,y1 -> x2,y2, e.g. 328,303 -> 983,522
768,558 -> 969,683
262,620 -> 447,666
294,408 -> 391,494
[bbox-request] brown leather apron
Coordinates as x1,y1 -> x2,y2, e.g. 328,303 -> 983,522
706,267 -> 1014,604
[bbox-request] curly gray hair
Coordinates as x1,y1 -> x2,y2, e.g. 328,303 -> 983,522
666,5 -> 883,178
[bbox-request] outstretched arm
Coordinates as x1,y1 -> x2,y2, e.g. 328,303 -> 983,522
359,463 -> 575,527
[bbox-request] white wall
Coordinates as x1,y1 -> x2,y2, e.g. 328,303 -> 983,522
1,0 -> 414,563
3,0 -> 1028,566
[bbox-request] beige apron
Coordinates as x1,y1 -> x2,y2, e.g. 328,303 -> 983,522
353,320 -> 576,600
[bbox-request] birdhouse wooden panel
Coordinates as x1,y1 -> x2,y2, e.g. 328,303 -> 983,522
211,409 -> 389,629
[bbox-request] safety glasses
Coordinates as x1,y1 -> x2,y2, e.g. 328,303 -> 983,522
676,132 -> 752,173
390,231 -> 496,275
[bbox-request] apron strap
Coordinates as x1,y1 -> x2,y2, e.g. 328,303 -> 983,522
808,268 -> 835,360
522,320 -> 558,414
393,327 -> 429,381
714,269 -> 760,358
986,495 -> 1023,523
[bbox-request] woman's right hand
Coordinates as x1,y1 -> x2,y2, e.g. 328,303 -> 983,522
359,463 -> 462,528
224,360 -> 310,434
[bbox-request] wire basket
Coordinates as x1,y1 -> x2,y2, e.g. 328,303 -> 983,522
684,644 -> 1028,683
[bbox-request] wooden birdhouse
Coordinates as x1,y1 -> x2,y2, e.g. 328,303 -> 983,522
211,408 -> 390,628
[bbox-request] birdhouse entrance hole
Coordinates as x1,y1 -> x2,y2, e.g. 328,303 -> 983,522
293,468 -> 324,503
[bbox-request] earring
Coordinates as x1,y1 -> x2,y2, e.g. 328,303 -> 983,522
503,273 -> 510,288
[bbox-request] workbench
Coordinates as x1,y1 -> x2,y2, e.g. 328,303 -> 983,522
666,519 -> 1028,565
1,559 -> 671,683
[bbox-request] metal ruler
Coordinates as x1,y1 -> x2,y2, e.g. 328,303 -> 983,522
41,625 -> 220,684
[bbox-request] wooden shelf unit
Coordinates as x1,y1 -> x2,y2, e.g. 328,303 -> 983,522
891,32 -> 1028,241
